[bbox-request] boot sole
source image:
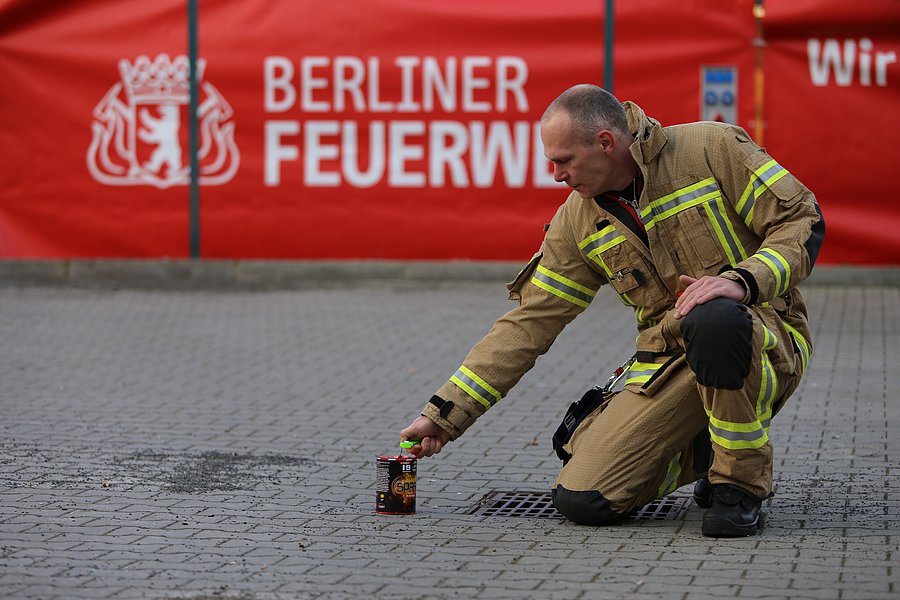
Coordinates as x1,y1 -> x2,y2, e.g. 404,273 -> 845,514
702,512 -> 764,537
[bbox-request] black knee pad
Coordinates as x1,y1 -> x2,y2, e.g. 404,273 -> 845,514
551,486 -> 631,526
680,297 -> 753,390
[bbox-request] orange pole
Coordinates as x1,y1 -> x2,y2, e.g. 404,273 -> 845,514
753,0 -> 766,145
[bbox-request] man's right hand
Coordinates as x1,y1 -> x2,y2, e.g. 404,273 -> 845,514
400,416 -> 451,458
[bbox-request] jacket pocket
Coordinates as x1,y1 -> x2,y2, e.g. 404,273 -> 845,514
596,243 -> 668,317
676,205 -> 724,269
744,152 -> 804,208
625,354 -> 688,397
507,251 -> 542,302
609,267 -> 640,295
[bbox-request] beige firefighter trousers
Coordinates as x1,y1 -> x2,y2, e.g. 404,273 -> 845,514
554,305 -> 804,515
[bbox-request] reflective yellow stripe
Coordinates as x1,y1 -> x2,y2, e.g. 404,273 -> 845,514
708,414 -> 769,450
702,196 -> 748,264
753,248 -> 791,296
640,177 -> 746,264
736,159 -> 789,227
450,365 -> 500,410
707,326 -> 778,450
579,227 -> 630,307
783,322 -> 811,374
579,225 -> 627,261
657,451 -> 683,497
625,361 -> 663,386
634,305 -> 652,326
578,228 -> 641,311
531,265 -> 596,308
640,177 -> 719,231
756,326 -> 778,431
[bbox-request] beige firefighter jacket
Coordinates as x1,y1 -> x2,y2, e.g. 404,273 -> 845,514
422,102 -> 823,440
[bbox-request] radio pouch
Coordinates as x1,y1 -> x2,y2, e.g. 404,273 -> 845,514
551,386 -> 615,463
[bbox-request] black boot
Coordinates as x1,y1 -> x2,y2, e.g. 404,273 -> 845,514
693,476 -> 713,508
702,484 -> 765,537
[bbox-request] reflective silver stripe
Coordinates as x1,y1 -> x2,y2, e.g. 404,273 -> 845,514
737,184 -> 757,223
626,367 -> 659,380
532,265 -> 595,308
707,327 -> 776,450
642,177 -> 747,265
758,327 -> 778,430
738,175 -> 767,223
704,197 -> 747,263
579,226 -> 624,258
450,366 -> 499,409
641,178 -> 719,230
758,358 -> 775,429
755,248 -> 790,295
658,451 -> 682,497
758,161 -> 786,185
624,361 -> 663,385
708,421 -> 767,443
737,160 -> 788,226
574,231 -> 634,306
796,338 -> 810,372
784,323 -> 810,373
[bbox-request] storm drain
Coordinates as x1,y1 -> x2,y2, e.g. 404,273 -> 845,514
470,490 -> 562,519
469,490 -> 693,521
631,495 -> 693,520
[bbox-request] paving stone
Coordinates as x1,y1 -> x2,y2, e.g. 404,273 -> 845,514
0,283 -> 897,599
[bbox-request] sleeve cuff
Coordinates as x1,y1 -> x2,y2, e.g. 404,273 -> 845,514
717,268 -> 753,304
421,395 -> 479,440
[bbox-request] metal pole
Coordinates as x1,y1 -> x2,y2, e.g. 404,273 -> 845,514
187,0 -> 200,258
604,0 -> 614,92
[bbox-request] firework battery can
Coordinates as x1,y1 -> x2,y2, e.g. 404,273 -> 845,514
376,454 -> 416,515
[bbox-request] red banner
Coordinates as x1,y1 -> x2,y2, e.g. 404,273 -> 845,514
765,0 -> 900,265
1,0 -> 898,263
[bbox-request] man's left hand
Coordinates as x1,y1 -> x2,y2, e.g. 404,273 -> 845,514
674,275 -> 745,319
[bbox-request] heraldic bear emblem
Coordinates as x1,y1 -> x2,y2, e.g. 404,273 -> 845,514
87,54 -> 239,189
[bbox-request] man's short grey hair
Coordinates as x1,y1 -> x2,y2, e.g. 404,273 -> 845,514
542,84 -> 629,143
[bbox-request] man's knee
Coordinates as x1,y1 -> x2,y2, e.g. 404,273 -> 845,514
551,486 -> 632,526
680,297 -> 753,390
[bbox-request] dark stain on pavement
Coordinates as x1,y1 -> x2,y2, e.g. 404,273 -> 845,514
158,592 -> 257,600
116,449 -> 316,493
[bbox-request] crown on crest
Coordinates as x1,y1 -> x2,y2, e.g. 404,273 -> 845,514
118,54 -> 206,104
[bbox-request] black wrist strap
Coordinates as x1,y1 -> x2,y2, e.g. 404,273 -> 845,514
428,395 -> 477,430
429,395 -> 455,419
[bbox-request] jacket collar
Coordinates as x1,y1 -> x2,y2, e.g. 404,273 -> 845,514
624,101 -> 667,164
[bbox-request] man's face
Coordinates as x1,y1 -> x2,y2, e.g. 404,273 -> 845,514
541,111 -> 623,199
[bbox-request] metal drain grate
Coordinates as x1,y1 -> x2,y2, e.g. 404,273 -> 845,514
631,494 -> 692,520
469,490 -> 693,521
470,490 -> 563,518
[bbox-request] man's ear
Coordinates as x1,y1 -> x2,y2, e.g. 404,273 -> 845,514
595,129 -> 616,154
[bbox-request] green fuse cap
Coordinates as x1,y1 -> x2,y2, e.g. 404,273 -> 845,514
399,440 -> 421,449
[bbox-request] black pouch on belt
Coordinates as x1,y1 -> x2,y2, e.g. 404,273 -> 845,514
551,386 -> 614,463
553,356 -> 634,463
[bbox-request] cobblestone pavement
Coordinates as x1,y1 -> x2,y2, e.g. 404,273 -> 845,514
0,282 -> 897,599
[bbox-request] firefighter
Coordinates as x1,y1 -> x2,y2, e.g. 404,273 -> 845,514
400,84 -> 824,537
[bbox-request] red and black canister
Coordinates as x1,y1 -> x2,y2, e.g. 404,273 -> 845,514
376,447 -> 417,515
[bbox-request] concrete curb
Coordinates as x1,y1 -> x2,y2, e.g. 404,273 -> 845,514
0,259 -> 898,288
0,259 -> 523,289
